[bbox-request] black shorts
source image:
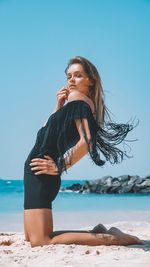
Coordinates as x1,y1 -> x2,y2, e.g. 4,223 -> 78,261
24,172 -> 61,210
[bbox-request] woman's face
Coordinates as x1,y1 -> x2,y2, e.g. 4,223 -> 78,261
66,63 -> 92,96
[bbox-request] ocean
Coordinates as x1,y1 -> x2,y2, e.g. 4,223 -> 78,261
0,179 -> 150,213
0,179 -> 150,232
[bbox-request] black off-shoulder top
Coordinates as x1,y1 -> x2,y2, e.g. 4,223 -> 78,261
24,100 -> 134,176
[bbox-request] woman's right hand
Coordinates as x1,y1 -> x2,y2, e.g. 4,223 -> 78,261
55,87 -> 69,111
29,155 -> 59,176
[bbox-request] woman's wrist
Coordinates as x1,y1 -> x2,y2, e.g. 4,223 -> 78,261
60,157 -> 72,173
65,160 -> 72,170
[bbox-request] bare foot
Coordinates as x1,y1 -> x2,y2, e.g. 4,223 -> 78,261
90,224 -> 108,234
107,227 -> 143,246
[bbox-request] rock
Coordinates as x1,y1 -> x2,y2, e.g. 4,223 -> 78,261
61,175 -> 150,194
128,175 -> 140,185
65,183 -> 82,191
111,180 -> 120,187
105,177 -> 112,187
117,175 -> 129,182
136,180 -> 150,188
140,187 -> 150,193
100,176 -> 113,184
108,185 -> 121,194
84,180 -> 97,193
136,177 -> 144,184
98,185 -> 110,194
120,184 -> 134,193
142,180 -> 150,187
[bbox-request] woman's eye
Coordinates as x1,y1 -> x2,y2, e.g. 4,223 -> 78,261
76,74 -> 82,77
67,73 -> 82,80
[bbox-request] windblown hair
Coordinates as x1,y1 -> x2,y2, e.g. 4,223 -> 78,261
64,56 -> 137,169
65,56 -> 106,127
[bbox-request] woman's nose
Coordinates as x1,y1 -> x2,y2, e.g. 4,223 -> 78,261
69,76 -> 75,83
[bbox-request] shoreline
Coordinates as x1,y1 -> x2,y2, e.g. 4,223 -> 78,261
1,210 -> 150,232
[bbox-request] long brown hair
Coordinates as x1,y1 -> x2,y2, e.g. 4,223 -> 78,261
65,56 -> 106,127
62,56 -> 136,172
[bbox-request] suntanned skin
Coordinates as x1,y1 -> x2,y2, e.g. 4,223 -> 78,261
24,63 -> 143,247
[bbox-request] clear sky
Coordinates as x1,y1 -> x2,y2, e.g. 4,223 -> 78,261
0,0 -> 150,180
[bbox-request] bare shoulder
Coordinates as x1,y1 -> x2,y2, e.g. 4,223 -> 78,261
68,90 -> 95,114
68,90 -> 84,102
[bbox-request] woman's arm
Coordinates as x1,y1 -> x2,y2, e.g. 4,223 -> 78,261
30,139 -> 89,175
42,87 -> 69,127
63,138 -> 89,170
30,118 -> 92,175
64,118 -> 92,170
53,87 -> 69,112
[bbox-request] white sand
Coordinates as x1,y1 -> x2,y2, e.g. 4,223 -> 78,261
0,221 -> 150,267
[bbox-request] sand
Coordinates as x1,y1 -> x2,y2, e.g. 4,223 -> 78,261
0,221 -> 150,267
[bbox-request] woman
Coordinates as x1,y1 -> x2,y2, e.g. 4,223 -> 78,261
24,56 -> 142,247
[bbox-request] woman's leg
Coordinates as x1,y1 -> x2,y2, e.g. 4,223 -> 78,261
24,210 -> 143,247
107,227 -> 144,246
24,208 -> 107,243
50,224 -> 107,238
24,212 -> 30,241
24,208 -> 53,247
49,231 -> 143,246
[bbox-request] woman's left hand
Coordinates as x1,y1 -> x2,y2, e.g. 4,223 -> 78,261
29,155 -> 59,175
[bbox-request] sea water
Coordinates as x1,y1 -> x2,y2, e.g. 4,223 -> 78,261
0,179 -> 150,213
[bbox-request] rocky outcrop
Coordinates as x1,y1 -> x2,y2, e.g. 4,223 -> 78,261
62,175 -> 150,194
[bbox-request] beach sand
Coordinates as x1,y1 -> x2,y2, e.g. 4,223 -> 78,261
0,215 -> 150,267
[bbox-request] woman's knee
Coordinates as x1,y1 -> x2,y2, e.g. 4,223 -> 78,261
30,239 -> 41,247
30,236 -> 51,247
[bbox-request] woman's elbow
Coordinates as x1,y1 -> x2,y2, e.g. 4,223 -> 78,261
79,137 -> 92,152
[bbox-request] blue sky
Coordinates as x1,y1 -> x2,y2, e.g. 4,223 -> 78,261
0,0 -> 150,180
